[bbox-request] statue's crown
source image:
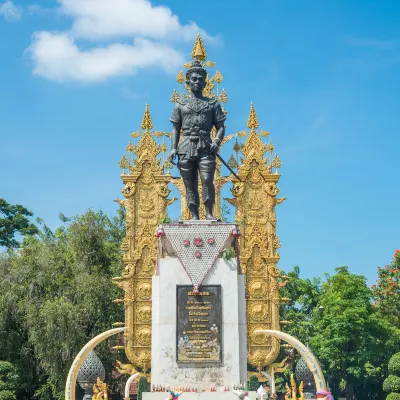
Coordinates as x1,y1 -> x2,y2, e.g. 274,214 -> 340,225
186,60 -> 207,80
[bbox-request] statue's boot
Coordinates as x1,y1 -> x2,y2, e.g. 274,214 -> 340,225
189,204 -> 200,220
204,200 -> 219,221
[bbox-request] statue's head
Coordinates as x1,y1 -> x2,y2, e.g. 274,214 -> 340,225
186,61 -> 207,94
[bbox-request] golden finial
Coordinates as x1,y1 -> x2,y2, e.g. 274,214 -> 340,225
191,33 -> 207,61
126,140 -> 133,153
213,70 -> 223,83
247,103 -> 259,130
161,142 -> 167,153
118,155 -> 130,170
227,155 -> 238,170
176,70 -> 185,83
170,89 -> 180,103
141,104 -> 153,131
267,139 -> 275,153
233,139 -> 241,153
218,89 -> 228,103
271,154 -> 282,169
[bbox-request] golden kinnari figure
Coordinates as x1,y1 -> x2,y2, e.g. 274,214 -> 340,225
113,34 -> 289,373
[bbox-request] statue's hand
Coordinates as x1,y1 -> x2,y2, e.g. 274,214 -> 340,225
210,141 -> 219,154
169,149 -> 178,162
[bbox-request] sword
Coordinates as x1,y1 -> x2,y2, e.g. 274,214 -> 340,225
198,130 -> 243,182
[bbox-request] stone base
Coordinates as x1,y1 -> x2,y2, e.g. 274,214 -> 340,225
143,393 -> 240,400
151,255 -> 247,388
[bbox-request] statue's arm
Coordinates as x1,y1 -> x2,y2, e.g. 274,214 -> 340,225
171,121 -> 181,150
213,102 -> 226,147
214,120 -> 225,146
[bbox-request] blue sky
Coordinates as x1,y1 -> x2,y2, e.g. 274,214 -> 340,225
1,0 -> 399,285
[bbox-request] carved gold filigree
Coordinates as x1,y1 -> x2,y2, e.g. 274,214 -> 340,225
225,104 -> 285,371
113,105 -> 174,372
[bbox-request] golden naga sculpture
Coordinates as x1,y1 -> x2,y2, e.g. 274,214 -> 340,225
113,34 -> 289,373
284,375 -> 304,400
115,360 -> 139,376
113,104 -> 174,372
92,378 -> 108,400
226,103 -> 287,370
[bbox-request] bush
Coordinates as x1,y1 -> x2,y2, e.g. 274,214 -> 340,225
0,391 -> 16,400
389,353 -> 400,376
248,375 -> 259,391
387,393 -> 400,400
137,376 -> 149,400
383,375 -> 400,393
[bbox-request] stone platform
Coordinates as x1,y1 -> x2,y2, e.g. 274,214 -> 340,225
143,393 -> 241,400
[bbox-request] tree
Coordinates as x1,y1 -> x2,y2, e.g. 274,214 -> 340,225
0,199 -> 38,249
137,376 -> 149,400
310,267 -> 388,399
0,361 -> 19,400
0,209 -> 125,399
279,266 -> 322,345
371,250 -> 400,352
383,352 -> 400,400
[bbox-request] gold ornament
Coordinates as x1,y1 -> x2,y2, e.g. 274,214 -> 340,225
176,70 -> 185,83
141,104 -> 153,131
113,104 -> 174,372
119,155 -> 130,170
213,70 -> 223,83
218,88 -> 229,103
170,89 -> 180,103
191,33 -> 207,61
247,103 -> 259,130
226,104 -> 285,371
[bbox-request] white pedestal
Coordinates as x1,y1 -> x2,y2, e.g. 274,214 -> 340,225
144,393 -> 241,400
151,254 -> 247,388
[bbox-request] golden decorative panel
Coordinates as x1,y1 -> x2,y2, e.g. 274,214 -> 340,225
226,104 -> 287,371
113,105 -> 174,372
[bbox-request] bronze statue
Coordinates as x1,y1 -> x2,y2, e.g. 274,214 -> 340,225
169,61 -> 226,220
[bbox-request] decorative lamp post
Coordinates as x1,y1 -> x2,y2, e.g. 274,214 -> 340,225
77,350 -> 106,400
295,356 -> 315,399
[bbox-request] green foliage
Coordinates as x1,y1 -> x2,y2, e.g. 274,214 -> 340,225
220,201 -> 232,223
309,266 -> 388,398
0,361 -> 18,400
221,247 -> 235,260
383,376 -> 400,393
248,375 -> 259,391
0,198 -> 39,249
137,376 -> 149,400
387,393 -> 400,400
389,353 -> 400,375
0,209 -> 124,399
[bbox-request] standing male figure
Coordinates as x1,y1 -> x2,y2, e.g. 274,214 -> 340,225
169,61 -> 226,220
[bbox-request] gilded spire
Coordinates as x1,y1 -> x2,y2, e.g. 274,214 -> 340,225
247,103 -> 259,130
141,104 -> 153,131
191,33 -> 207,61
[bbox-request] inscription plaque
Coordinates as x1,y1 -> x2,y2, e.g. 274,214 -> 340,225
177,285 -> 222,363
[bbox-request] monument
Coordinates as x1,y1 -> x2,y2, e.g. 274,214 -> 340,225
66,34 -> 329,400
111,34 -> 288,396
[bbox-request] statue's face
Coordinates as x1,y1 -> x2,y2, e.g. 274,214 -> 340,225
188,72 -> 205,94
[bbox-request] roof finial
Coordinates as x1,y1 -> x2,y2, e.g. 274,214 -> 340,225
247,103 -> 259,130
191,33 -> 207,61
141,104 -> 153,131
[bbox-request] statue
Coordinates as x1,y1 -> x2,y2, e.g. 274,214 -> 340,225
169,60 -> 226,220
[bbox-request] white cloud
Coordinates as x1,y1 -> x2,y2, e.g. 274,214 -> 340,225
29,32 -> 185,83
0,0 -> 21,21
58,0 -> 210,42
28,0 -> 215,83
